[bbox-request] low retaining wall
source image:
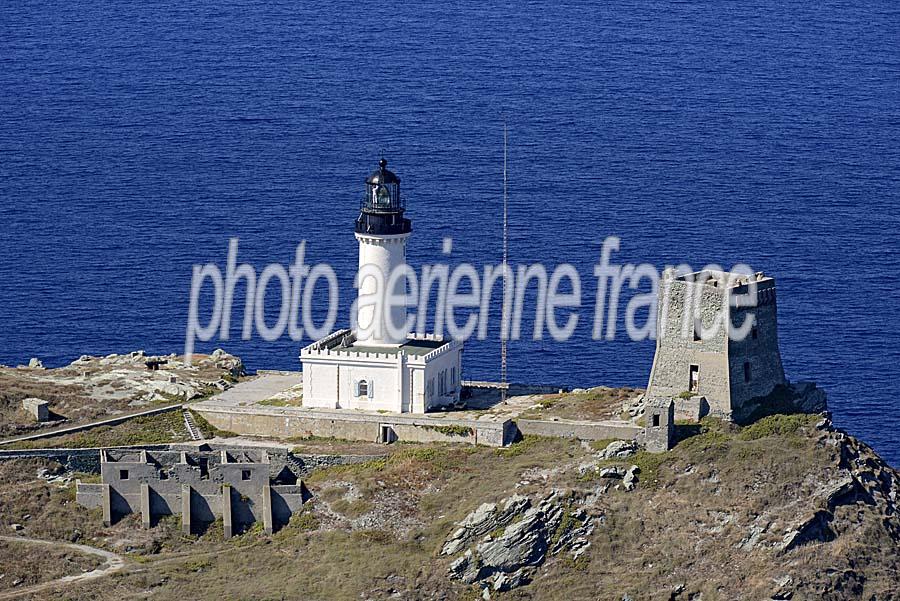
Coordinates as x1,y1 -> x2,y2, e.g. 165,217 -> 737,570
515,419 -> 642,441
195,405 -> 516,447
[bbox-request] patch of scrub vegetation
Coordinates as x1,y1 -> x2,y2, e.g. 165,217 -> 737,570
423,424 -> 474,437
673,417 -> 736,453
308,446 -> 472,486
737,413 -> 819,441
587,438 -> 620,452
275,506 -> 320,536
257,397 -> 301,407
495,434 -> 549,458
0,540 -> 103,592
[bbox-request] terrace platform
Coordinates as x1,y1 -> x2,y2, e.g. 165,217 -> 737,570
190,374 -> 643,448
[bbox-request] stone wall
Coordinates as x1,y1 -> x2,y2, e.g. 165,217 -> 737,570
647,270 -> 787,421
727,290 -> 786,412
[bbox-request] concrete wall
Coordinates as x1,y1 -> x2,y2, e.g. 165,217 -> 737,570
195,406 -> 513,447
515,419 -> 642,441
76,449 -> 307,535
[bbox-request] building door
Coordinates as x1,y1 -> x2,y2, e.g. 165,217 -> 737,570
689,365 -> 700,393
379,424 -> 396,444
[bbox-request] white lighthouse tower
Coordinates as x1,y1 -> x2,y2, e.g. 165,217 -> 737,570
354,159 -> 411,346
300,159 -> 463,414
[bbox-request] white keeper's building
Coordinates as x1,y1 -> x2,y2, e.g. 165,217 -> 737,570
300,160 -> 463,413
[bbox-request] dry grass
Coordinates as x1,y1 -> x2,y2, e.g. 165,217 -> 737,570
520,386 -> 643,421
0,540 -> 102,592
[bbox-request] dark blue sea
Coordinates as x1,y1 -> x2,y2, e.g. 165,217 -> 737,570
1,1 -> 899,464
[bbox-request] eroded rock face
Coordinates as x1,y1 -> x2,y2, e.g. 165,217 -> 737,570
445,490 -> 594,592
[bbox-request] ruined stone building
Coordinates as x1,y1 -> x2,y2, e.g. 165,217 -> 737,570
76,448 -> 307,537
646,269 -> 787,422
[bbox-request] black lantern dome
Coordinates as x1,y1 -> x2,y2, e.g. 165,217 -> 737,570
356,159 -> 411,235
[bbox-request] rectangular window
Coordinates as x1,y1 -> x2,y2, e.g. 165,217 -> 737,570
693,319 -> 702,341
451,367 -> 456,386
652,414 -> 660,427
744,362 -> 751,383
241,469 -> 251,481
689,365 -> 700,393
119,469 -> 129,480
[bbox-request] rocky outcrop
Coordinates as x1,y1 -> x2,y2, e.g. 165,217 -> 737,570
788,381 -> 828,414
777,431 -> 900,555
63,350 -> 243,405
444,490 -> 594,592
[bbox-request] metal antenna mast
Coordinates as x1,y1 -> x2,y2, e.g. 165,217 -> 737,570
501,124 -> 509,403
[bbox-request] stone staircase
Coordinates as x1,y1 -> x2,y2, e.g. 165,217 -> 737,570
182,410 -> 204,441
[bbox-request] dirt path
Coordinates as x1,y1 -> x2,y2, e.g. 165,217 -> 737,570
0,535 -> 126,600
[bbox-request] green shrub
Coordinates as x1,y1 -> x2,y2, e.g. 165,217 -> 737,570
738,413 -> 817,441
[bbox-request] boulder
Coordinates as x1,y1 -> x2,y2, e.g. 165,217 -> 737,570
598,467 -> 625,479
623,465 -> 640,491
599,440 -> 638,460
476,507 -> 547,571
27,357 -> 43,369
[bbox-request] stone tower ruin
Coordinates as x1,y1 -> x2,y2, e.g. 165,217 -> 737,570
646,268 -> 786,422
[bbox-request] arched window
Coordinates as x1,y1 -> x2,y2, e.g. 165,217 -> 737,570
357,380 -> 369,397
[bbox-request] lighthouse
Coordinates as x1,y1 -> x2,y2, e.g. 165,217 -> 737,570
354,159 -> 411,346
300,159 -> 464,414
